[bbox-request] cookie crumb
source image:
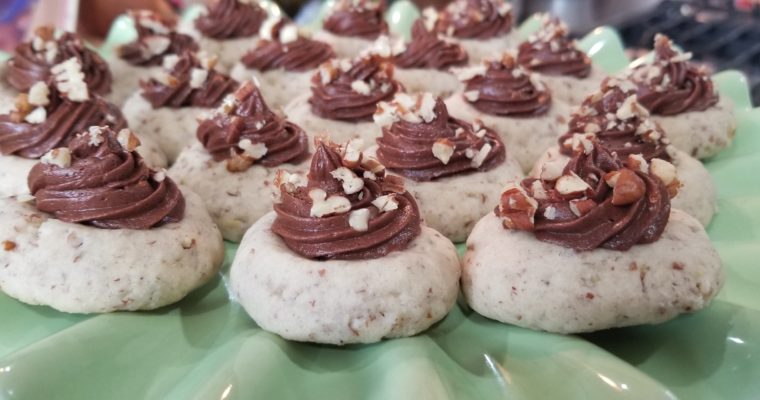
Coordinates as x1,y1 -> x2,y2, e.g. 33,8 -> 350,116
181,237 -> 196,249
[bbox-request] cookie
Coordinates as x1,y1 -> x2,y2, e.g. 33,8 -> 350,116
0,190 -> 224,313
0,127 -> 224,313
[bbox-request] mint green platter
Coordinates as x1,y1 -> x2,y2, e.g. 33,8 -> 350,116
1,10 -> 759,400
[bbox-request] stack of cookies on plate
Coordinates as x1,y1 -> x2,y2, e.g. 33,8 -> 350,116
0,0 -> 735,345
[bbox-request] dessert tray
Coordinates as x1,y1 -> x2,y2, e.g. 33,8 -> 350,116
0,5 -> 758,400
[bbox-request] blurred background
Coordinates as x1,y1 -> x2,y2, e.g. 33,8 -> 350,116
1,0 -> 759,103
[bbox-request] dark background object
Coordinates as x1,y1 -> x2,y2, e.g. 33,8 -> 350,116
616,0 -> 760,106
513,0 -> 662,35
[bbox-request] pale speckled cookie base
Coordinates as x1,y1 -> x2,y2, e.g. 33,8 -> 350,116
0,63 -> 17,115
230,64 -> 312,111
393,68 -> 462,99
457,33 -> 522,63
169,143 -> 310,242
106,57 -> 161,107
531,146 -> 717,226
230,212 -> 461,345
462,210 -> 724,334
0,90 -> 14,115
0,134 -> 167,199
365,145 -> 523,242
311,30 -> 374,58
539,66 -> 607,107
0,190 -> 225,313
0,155 -> 35,198
178,21 -> 259,72
445,94 -> 571,172
122,92 -> 208,164
652,96 -> 736,159
284,93 -> 382,146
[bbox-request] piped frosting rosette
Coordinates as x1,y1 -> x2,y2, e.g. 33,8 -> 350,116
515,15 -> 604,105
322,0 -> 388,40
168,79 -> 311,241
283,53 -> 403,145
197,80 -> 310,171
558,77 -> 673,161
194,0 -> 268,39
446,53 -> 568,172
309,54 -> 401,122
627,34 -> 718,115
228,17 -> 336,109
455,53 -> 552,117
7,26 -> 111,95
119,10 -> 199,67
621,34 -> 734,159
271,140 -> 421,260
497,134 -> 679,251
517,16 -> 591,78
535,77 -> 717,226
313,0 -> 388,58
0,59 -> 126,159
422,0 -> 519,62
388,19 -> 468,97
28,126 -> 184,229
139,51 -> 238,109
370,91 -> 521,241
374,92 -> 505,181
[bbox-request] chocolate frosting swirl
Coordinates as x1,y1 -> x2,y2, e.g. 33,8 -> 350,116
433,0 -> 514,40
628,34 -> 718,115
140,52 -> 238,108
393,19 -> 468,70
310,55 -> 400,121
498,142 -> 672,251
517,18 -> 591,78
272,141 -> 421,260
6,27 -> 112,95
28,127 -> 185,229
322,0 -> 388,39
119,11 -> 199,66
375,94 -> 505,181
241,36 -> 335,72
559,78 -> 672,161
197,81 -> 309,167
0,88 -> 127,159
460,56 -> 551,116
194,0 -> 267,39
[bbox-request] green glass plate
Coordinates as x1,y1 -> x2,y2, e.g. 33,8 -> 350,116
2,13 -> 760,400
